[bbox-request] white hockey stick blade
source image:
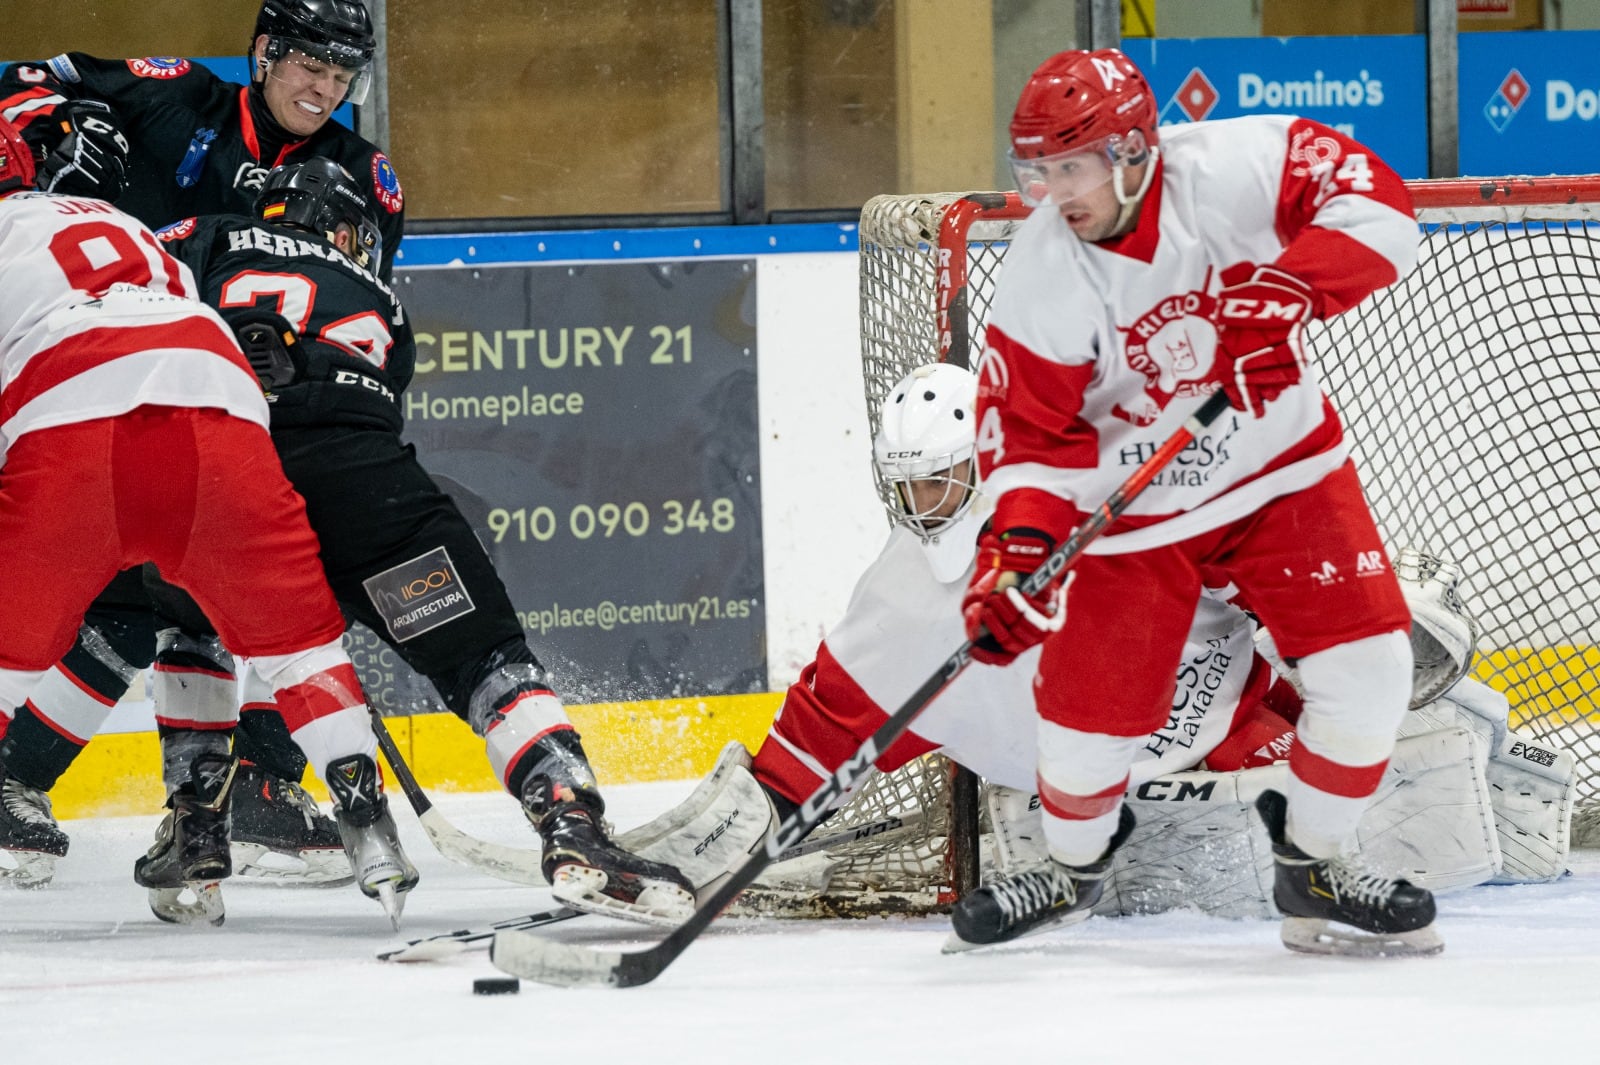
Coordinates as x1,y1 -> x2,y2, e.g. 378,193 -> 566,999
378,906 -> 583,962
419,807 -> 544,886
492,927 -> 631,987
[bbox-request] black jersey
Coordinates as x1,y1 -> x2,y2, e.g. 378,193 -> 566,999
158,213 -> 414,433
0,53 -> 403,277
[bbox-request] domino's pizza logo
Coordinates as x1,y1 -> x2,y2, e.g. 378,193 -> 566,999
154,217 -> 197,242
1484,69 -> 1530,132
371,152 -> 403,214
126,56 -> 191,79
1161,68 -> 1220,124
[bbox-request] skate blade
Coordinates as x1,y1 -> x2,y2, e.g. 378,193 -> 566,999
230,842 -> 354,886
0,849 -> 58,889
1281,917 -> 1445,958
375,879 -> 406,930
941,907 -> 1095,954
549,864 -> 695,928
148,882 -> 226,927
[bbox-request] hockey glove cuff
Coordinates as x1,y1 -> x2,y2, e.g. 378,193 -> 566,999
961,526 -> 1071,666
1213,262 -> 1315,418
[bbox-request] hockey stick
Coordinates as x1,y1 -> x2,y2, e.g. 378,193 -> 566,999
491,391 -> 1234,988
368,709 -> 545,886
378,808 -> 931,962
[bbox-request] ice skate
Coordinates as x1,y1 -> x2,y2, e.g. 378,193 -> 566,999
0,770 -> 69,888
945,804 -> 1135,952
326,753 -> 418,929
1255,789 -> 1443,957
230,761 -> 353,885
523,773 -> 695,927
134,752 -> 239,926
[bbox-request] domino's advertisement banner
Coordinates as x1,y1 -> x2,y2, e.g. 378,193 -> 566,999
1121,37 -> 1428,179
350,260 -> 766,712
1460,30 -> 1600,175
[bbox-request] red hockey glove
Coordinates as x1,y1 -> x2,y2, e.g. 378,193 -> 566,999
961,526 -> 1071,666
1213,262 -> 1316,418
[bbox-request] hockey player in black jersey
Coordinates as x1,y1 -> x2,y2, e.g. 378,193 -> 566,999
123,157 -> 692,925
0,0 -> 400,886
0,0 -> 402,276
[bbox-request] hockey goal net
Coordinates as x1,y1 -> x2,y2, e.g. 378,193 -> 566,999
743,177 -> 1600,916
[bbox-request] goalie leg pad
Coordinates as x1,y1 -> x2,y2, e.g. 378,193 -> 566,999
993,726 -> 1497,919
1487,731 -> 1575,883
615,741 -> 776,899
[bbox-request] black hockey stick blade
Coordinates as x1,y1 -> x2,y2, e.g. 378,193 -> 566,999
492,392 -> 1232,988
368,709 -> 545,886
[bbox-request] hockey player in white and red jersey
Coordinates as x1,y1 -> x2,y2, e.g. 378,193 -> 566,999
954,48 -> 1435,955
0,113 -> 416,925
622,363 -> 1575,925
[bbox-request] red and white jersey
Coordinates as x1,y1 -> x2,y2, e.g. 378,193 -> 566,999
770,507 -> 1265,791
0,191 -> 266,462
976,115 -> 1418,552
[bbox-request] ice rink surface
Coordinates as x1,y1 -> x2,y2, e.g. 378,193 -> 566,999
5,781 -> 1600,1064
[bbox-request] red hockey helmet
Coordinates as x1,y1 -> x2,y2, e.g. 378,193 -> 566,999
0,112 -> 38,196
1009,48 -> 1158,161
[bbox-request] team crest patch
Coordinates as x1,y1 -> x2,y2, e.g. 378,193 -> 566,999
126,57 -> 191,79
154,217 -> 197,241
371,152 -> 403,213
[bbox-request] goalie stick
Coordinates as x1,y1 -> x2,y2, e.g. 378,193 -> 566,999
490,390 -> 1234,988
368,709 -> 545,886
378,807 -> 932,962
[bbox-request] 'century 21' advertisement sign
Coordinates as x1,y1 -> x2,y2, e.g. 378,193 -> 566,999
350,259 -> 765,711
1120,37 -> 1427,179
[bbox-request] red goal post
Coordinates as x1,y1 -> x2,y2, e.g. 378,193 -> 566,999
855,176 -> 1600,858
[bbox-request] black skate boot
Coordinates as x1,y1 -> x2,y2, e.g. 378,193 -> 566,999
134,753 -> 238,926
0,768 -> 69,888
523,772 -> 696,927
946,804 -> 1136,952
1254,789 -> 1443,957
230,762 -> 352,885
325,753 -> 418,929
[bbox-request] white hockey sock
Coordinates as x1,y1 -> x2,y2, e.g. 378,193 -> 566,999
1286,630 -> 1411,857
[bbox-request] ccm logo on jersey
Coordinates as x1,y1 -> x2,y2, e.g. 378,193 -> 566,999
1509,741 -> 1558,768
126,57 -> 191,79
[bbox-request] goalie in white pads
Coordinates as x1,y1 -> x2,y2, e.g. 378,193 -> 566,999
622,361 -> 1574,950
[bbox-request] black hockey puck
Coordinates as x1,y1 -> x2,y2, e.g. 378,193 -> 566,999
473,977 -> 521,995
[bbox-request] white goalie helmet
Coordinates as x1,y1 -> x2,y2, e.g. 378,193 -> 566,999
1395,547 -> 1481,708
873,362 -> 981,539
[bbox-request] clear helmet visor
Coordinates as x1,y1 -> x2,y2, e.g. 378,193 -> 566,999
1008,132 -> 1138,208
265,38 -> 373,105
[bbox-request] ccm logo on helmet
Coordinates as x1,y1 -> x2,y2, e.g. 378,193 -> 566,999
883,450 -> 925,460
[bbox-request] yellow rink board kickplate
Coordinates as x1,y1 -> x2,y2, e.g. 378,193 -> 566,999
51,692 -> 782,821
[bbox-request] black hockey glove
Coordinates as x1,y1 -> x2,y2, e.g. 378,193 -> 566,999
228,309 -> 307,391
37,100 -> 130,202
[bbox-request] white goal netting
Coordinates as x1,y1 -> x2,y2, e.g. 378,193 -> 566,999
768,177 -> 1600,915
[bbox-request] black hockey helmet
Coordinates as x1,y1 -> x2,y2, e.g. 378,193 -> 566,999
255,156 -> 382,270
252,0 -> 376,103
